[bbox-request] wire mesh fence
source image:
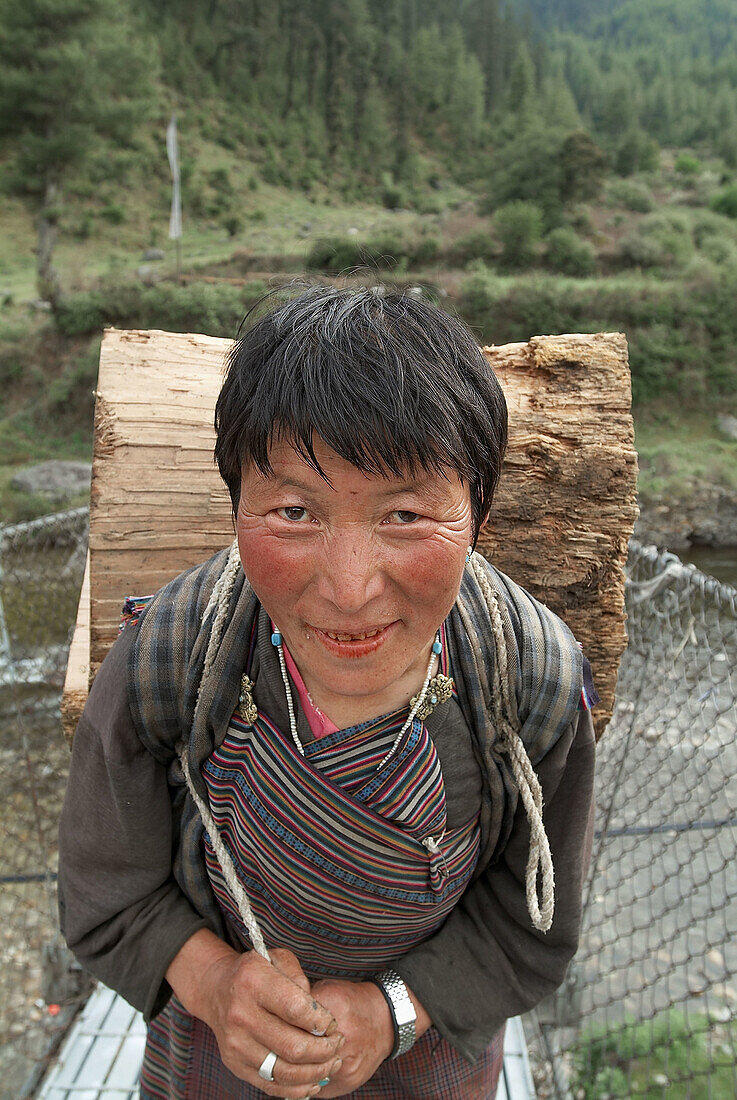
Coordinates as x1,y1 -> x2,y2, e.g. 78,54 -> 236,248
0,509 -> 89,1100
531,540 -> 737,1099
1,516 -> 735,1099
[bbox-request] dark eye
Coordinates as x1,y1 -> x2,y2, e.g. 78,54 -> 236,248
391,510 -> 420,524
277,506 -> 310,522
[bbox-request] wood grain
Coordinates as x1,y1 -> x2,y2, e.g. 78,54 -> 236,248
61,551 -> 90,745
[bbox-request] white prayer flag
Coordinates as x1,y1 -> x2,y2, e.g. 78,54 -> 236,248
166,114 -> 182,240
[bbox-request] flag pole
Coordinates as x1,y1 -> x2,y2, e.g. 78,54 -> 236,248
166,113 -> 183,282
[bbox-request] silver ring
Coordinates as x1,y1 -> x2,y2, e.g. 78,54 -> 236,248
258,1050 -> 278,1082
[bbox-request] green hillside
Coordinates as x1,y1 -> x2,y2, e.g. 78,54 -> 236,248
0,0 -> 736,528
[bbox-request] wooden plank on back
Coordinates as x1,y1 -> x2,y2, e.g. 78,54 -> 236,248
89,328 -> 234,677
477,333 -> 638,736
61,551 -> 90,745
72,326 -> 637,738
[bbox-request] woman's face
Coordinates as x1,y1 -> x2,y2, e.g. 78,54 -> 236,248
236,436 -> 473,717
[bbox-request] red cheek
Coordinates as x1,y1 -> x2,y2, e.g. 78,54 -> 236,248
238,529 -> 312,604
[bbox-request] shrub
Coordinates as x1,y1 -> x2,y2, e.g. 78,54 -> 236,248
409,236 -> 440,265
606,179 -> 655,213
223,214 -> 242,238
412,193 -> 443,216
618,230 -> 664,268
459,262 -> 501,321
675,152 -> 701,176
493,201 -> 544,268
567,205 -> 594,234
55,292 -> 106,335
615,127 -> 660,176
545,227 -> 596,277
381,183 -> 406,210
483,126 -> 566,225
71,215 -> 94,240
364,233 -> 409,270
453,268 -> 737,406
306,237 -> 364,273
208,167 -> 233,194
55,280 -> 270,338
710,184 -> 737,219
45,341 -> 100,415
100,203 -> 126,225
452,229 -> 496,266
691,208 -> 737,247
619,211 -> 694,270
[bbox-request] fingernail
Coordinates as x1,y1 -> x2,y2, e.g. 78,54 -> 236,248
330,1058 -> 342,1074
337,1034 -> 346,1051
325,1019 -> 337,1036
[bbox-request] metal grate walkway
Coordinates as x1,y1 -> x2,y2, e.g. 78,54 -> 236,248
38,984 -> 535,1099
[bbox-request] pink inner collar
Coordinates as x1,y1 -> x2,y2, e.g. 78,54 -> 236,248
280,638 -> 339,739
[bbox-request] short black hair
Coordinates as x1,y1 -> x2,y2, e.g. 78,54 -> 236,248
215,285 -> 507,543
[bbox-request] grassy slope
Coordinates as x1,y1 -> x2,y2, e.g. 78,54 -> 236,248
2,141 -> 736,525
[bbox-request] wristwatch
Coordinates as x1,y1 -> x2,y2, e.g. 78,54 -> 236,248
371,969 -> 417,1059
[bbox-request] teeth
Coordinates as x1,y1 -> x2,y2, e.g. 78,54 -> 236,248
324,627 -> 381,641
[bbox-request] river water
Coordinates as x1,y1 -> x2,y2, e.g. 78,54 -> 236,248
677,545 -> 737,589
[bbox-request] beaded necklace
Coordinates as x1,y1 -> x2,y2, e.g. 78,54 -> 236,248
270,627 -> 442,770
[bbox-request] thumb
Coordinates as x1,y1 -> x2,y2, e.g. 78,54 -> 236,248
269,947 -> 311,995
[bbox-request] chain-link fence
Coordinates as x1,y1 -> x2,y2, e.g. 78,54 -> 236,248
531,541 -> 737,1099
0,509 -> 89,1100
1,516 -> 736,1099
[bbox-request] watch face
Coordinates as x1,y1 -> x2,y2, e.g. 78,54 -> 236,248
394,999 -> 417,1028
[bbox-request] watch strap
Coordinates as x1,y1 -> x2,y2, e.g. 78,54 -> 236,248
370,969 -> 417,1059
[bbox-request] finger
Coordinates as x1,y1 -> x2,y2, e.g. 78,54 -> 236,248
250,1009 -> 344,1065
217,1005 -> 340,1069
270,947 -> 312,996
260,968 -> 338,1038
247,1050 -> 342,1098
216,1028 -> 340,1096
269,1052 -> 343,1091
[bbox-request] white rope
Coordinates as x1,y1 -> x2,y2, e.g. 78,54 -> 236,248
470,553 -> 555,932
198,539 -> 242,705
179,740 -> 271,961
184,542 -> 274,957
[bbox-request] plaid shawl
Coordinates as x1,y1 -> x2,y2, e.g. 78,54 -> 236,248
127,550 -> 584,939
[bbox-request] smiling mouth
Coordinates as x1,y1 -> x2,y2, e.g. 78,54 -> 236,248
322,626 -> 384,641
310,621 -> 397,656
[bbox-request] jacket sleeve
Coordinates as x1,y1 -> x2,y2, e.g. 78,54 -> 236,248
57,624 -> 210,1021
393,707 -> 596,1063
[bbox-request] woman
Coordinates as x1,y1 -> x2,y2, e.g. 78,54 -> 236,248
59,286 -> 596,1099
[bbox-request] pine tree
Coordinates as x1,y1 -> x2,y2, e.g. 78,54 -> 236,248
0,0 -> 155,304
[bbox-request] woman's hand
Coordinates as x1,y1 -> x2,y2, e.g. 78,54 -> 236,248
308,980 -> 393,1096
310,978 -> 431,1097
166,931 -> 344,1097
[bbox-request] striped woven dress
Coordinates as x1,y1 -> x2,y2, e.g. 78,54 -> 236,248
139,612 -> 505,1099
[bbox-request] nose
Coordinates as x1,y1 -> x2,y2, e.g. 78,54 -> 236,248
316,530 -> 386,614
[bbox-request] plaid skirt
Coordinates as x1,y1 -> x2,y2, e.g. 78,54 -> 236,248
140,993 -> 505,1099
